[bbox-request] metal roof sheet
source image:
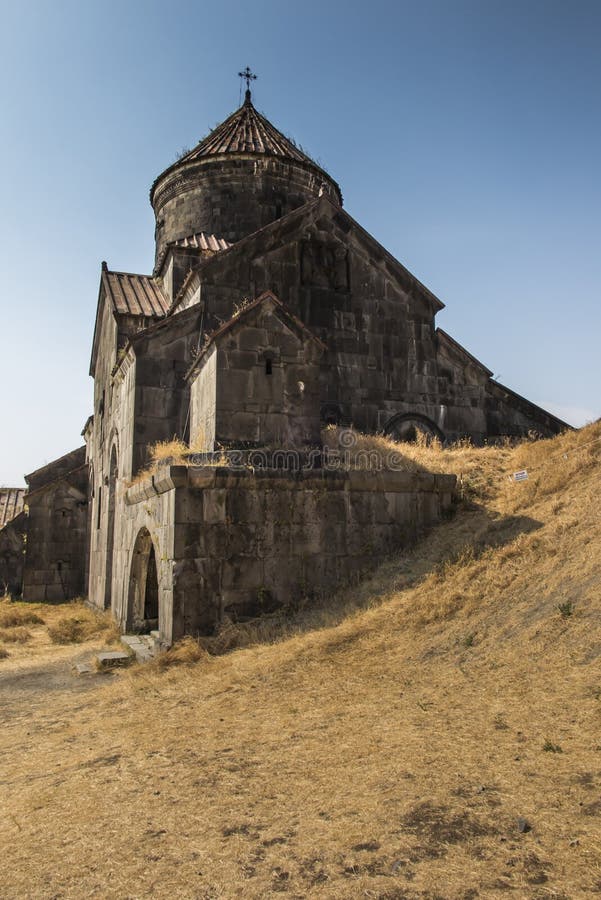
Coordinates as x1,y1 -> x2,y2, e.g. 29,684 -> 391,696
0,488 -> 25,529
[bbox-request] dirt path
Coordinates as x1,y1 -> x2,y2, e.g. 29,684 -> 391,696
0,644 -> 109,722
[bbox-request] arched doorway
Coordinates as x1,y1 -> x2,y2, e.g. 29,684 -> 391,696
127,528 -> 160,633
144,543 -> 159,623
384,413 -> 444,444
104,446 -> 118,610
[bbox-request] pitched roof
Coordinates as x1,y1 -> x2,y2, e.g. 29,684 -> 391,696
25,447 -> 87,495
187,195 -> 446,315
173,232 -> 231,254
101,264 -> 169,317
154,230 -> 232,277
185,291 -> 326,381
436,329 -> 493,377
0,488 -> 25,529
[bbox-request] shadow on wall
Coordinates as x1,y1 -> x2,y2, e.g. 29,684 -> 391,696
193,503 -> 544,655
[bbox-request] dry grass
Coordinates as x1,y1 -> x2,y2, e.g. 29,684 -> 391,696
0,604 -> 44,628
127,437 -> 228,486
126,438 -> 190,486
2,422 -> 601,898
47,603 -> 120,645
144,635 -> 209,672
149,437 -> 190,463
0,599 -> 121,670
0,626 -> 32,643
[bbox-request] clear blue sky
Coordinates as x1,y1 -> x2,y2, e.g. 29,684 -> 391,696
1,0 -> 599,485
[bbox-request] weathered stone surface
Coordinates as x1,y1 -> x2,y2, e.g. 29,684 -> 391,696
0,510 -> 27,597
96,651 -> 131,669
75,662 -> 94,676
22,448 -> 88,603
95,463 -> 458,643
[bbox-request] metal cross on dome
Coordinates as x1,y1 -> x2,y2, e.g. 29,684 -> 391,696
238,66 -> 257,92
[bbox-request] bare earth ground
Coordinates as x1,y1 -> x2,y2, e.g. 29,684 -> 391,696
1,423 -> 600,899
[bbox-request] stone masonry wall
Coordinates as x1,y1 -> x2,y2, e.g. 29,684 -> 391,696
189,302 -> 323,450
190,199 -> 567,442
151,156 -> 341,270
0,512 -> 27,597
121,464 -> 456,644
23,466 -> 89,603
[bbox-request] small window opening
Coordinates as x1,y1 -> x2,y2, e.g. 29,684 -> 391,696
57,561 -> 62,573
265,358 -> 273,376
97,486 -> 102,529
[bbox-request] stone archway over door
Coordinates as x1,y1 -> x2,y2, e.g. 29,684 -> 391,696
127,528 -> 160,633
384,413 -> 444,444
104,447 -> 118,610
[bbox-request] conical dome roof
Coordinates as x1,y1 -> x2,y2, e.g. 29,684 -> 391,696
151,91 -> 339,196
183,92 -> 315,163
150,91 -> 341,269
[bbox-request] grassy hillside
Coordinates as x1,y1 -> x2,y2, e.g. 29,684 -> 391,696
1,422 -> 600,898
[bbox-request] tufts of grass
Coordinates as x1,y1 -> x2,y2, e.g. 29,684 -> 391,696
557,600 -> 575,619
149,438 -> 189,464
543,740 -> 563,753
0,627 -> 32,644
48,605 -> 119,645
0,645 -> 9,659
0,606 -> 44,629
144,636 -> 209,672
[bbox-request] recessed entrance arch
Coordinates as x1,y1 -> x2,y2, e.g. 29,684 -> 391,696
127,527 -> 160,633
384,413 -> 444,444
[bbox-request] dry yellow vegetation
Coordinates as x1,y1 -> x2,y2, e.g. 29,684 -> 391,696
0,598 -> 118,660
1,421 -> 600,899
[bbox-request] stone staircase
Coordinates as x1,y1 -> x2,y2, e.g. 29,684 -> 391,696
76,632 -> 163,674
120,631 -> 162,663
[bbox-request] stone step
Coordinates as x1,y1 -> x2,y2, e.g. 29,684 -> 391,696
134,645 -> 156,663
121,634 -> 159,664
75,662 -> 94,676
96,650 -> 132,670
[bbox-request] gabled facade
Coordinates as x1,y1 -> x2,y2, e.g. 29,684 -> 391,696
23,447 -> 88,602
187,292 -> 326,451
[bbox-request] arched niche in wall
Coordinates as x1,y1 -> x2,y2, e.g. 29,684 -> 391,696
383,413 -> 445,445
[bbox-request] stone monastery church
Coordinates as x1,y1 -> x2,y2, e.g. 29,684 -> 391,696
0,77 -> 567,644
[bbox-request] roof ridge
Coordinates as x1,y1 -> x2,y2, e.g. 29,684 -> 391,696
105,267 -> 156,279
184,291 -> 326,381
